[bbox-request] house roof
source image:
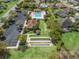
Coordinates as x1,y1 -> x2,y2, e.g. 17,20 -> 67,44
62,17 -> 72,28
54,10 -> 67,18
27,19 -> 37,28
53,3 -> 66,8
40,3 -> 48,8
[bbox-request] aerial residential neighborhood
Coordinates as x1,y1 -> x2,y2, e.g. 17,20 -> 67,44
0,0 -> 79,59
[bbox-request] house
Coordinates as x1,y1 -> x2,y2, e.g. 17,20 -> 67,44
62,0 -> 79,6
60,17 -> 73,32
68,0 -> 79,6
64,8 -> 71,14
54,10 -> 68,18
53,3 -> 66,8
62,17 -> 76,28
40,3 -> 48,8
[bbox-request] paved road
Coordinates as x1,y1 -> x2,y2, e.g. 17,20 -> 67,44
5,12 -> 25,46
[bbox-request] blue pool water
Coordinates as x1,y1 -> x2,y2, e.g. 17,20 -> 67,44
34,12 -> 41,17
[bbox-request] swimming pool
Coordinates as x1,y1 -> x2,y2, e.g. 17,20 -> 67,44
34,11 -> 41,17
30,11 -> 46,19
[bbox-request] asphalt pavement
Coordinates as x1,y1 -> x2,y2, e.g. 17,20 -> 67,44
5,12 -> 25,46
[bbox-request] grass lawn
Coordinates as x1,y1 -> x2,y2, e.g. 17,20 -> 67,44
39,20 -> 50,37
9,46 -> 56,59
62,32 -> 79,49
0,0 -> 18,18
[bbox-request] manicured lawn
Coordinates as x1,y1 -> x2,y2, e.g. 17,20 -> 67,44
9,46 -> 56,59
62,32 -> 79,49
39,20 -> 50,37
0,0 -> 18,18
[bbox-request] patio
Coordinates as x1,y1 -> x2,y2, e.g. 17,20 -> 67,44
26,19 -> 37,29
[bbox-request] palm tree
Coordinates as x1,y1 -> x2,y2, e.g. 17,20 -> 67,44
0,41 -> 7,51
17,34 -> 27,45
2,19 -> 10,29
17,34 -> 27,51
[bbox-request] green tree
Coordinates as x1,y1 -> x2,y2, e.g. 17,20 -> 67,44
47,7 -> 63,50
71,21 -> 79,31
0,41 -> 7,58
17,34 -> 28,51
17,34 -> 27,45
2,17 -> 14,29
0,27 -> 5,41
17,0 -> 29,9
0,41 -> 7,52
9,10 -> 17,18
47,7 -> 62,39
2,19 -> 10,29
47,12 -> 62,40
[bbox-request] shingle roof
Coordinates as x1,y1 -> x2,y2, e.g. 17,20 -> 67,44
54,10 -> 67,18
62,18 -> 72,28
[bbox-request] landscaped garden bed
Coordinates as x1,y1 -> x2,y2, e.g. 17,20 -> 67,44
24,20 -> 50,37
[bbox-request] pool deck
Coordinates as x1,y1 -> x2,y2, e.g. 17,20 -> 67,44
30,11 -> 46,19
